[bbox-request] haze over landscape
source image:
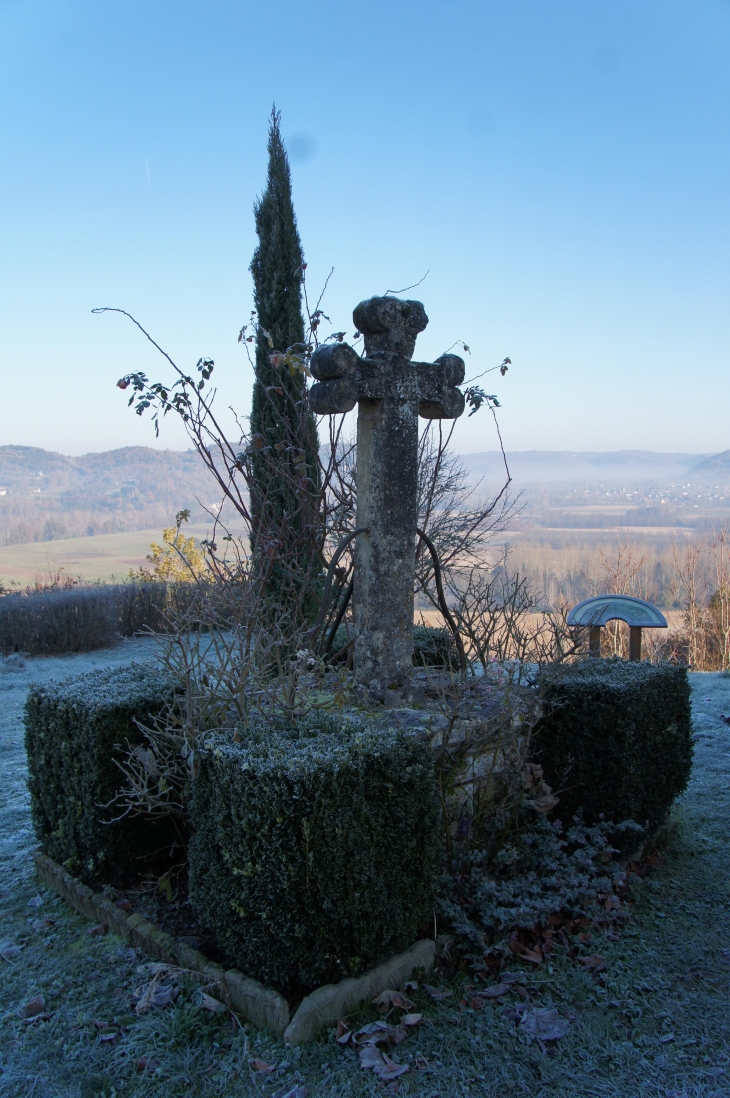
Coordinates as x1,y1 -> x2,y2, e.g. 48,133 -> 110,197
2,442 -> 730,591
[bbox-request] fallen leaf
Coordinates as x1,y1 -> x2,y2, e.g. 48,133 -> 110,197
336,1022 -> 352,1045
271,1086 -> 307,1098
509,940 -> 543,964
133,981 -> 178,1014
98,1031 -> 117,1045
469,997 -> 484,1010
250,1058 -> 276,1075
579,954 -> 607,974
403,980 -> 419,992
519,1006 -> 570,1042
27,895 -> 44,909
88,924 -> 107,937
199,993 -> 226,1014
423,984 -> 453,1001
0,941 -> 22,961
351,1020 -> 408,1047
372,989 -> 415,1013
92,1019 -> 111,1030
19,996 -> 46,1020
116,900 -> 133,912
481,983 -> 510,999
139,962 -> 172,977
30,919 -> 54,931
400,1013 -> 422,1026
359,1046 -> 409,1081
136,1056 -> 160,1074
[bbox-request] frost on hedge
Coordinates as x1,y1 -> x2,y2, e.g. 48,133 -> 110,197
535,659 -> 693,834
189,714 -> 441,996
24,663 -> 179,882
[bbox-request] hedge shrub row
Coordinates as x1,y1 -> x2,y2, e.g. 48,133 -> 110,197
189,716 -> 441,995
536,659 -> 693,835
24,664 -> 178,881
1,581 -> 197,655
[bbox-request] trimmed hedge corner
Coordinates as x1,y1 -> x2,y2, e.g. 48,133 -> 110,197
535,659 -> 692,833
189,717 -> 441,996
24,664 -> 178,882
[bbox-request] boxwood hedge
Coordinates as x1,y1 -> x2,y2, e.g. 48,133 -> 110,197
24,664 -> 178,882
189,716 -> 441,995
535,659 -> 692,834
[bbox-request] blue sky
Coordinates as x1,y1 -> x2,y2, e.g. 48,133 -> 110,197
1,0 -> 729,457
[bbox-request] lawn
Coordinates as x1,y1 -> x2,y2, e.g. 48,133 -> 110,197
1,647 -> 728,1097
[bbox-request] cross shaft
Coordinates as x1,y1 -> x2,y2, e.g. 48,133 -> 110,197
310,296 -> 465,700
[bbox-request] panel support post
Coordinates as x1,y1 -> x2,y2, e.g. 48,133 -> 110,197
589,626 -> 601,657
629,626 -> 642,661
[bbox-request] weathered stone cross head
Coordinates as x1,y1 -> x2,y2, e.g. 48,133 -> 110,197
309,295 -> 466,702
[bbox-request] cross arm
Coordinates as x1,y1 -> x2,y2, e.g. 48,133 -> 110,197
416,354 -> 466,419
308,342 -> 362,414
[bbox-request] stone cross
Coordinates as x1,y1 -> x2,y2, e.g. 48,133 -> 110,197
309,296 -> 465,700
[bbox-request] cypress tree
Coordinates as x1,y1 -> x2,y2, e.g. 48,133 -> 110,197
249,108 -> 321,618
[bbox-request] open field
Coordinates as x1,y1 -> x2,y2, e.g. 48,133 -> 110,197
0,526 -> 239,587
1,645 -> 728,1096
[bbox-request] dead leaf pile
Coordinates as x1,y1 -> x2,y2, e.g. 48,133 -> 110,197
337,1014 -> 422,1050
497,920 -> 612,978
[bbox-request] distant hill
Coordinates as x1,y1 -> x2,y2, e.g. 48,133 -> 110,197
461,450 -> 709,484
688,450 -> 730,474
0,446 -> 221,545
2,444 -> 727,548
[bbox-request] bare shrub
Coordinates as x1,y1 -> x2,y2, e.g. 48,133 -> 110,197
670,525 -> 730,670
109,540 -> 351,834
